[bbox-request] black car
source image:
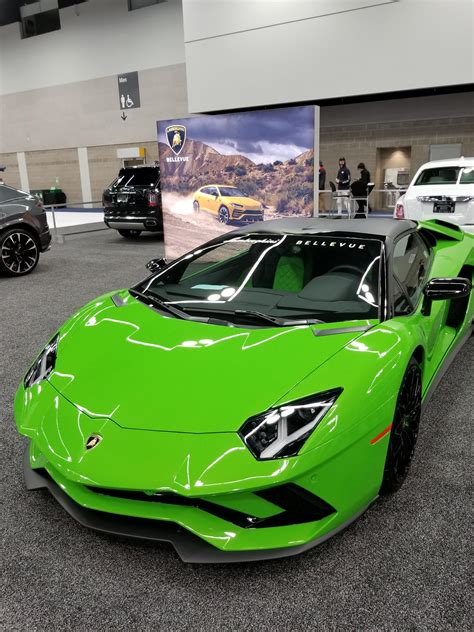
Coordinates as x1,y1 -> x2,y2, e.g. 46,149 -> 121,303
0,184 -> 51,276
103,165 -> 163,239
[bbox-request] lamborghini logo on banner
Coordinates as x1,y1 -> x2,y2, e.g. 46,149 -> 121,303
166,125 -> 186,155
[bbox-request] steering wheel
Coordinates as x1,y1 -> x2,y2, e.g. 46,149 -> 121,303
330,265 -> 361,275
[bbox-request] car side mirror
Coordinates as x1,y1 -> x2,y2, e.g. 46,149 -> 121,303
422,277 -> 471,315
146,257 -> 167,273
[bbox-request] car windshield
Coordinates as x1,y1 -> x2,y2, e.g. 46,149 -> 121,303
0,185 -> 24,203
137,233 -> 382,325
116,168 -> 158,187
414,167 -> 460,185
219,187 -> 246,197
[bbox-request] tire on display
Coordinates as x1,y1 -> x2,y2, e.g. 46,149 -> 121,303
218,206 -> 230,224
380,356 -> 422,495
118,229 -> 142,239
0,228 -> 40,277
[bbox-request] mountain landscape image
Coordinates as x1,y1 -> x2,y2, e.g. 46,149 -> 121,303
159,139 -> 315,217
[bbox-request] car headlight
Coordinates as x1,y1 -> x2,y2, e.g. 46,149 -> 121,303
24,334 -> 59,389
239,388 -> 342,460
231,202 -> 244,208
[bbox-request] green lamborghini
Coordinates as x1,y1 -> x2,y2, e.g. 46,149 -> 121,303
15,218 -> 473,562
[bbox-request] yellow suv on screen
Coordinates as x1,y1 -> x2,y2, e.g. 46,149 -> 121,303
193,185 -> 264,224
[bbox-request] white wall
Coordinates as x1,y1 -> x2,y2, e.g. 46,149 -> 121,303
0,0 -> 185,95
183,0 -> 474,113
0,64 -> 189,153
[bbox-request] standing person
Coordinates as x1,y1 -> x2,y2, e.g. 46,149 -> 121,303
357,162 -> 372,213
318,160 -> 326,213
336,157 -> 351,214
357,162 -> 371,184
336,157 -> 351,190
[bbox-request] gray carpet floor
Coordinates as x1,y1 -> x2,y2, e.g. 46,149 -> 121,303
0,228 -> 472,631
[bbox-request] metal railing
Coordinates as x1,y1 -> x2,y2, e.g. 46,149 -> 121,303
317,188 -> 407,217
43,200 -> 105,242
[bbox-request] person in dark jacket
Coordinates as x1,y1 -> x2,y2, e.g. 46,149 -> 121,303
335,157 -> 351,214
319,161 -> 326,212
336,157 -> 351,190
351,179 -> 369,218
357,162 -> 371,184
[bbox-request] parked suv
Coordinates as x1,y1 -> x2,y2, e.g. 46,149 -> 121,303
0,184 -> 51,276
103,165 -> 162,239
193,185 -> 264,224
394,157 -> 474,232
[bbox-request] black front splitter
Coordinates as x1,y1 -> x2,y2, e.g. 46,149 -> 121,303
22,445 -> 372,564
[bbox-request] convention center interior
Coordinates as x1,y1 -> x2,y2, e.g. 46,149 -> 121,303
1,0 -> 473,629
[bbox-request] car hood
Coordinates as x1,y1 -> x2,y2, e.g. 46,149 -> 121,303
225,196 -> 261,208
48,292 -> 366,433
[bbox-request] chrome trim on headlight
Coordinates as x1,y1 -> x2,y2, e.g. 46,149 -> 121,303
239,388 -> 343,460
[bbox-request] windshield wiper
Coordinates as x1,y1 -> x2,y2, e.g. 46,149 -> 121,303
233,310 -> 324,327
129,289 -> 218,323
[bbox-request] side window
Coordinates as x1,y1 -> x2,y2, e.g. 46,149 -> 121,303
393,277 -> 412,316
459,167 -> 474,184
208,187 -> 218,196
393,233 -> 431,309
201,187 -> 210,195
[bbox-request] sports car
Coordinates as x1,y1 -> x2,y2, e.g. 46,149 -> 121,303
193,185 -> 264,224
15,218 -> 473,562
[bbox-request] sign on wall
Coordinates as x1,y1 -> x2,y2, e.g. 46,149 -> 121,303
117,71 -> 141,110
157,105 -> 318,259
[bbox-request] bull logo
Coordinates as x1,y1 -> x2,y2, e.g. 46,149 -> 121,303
166,125 -> 186,156
85,434 -> 102,450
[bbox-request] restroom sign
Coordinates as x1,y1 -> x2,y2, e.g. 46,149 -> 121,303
117,71 -> 141,110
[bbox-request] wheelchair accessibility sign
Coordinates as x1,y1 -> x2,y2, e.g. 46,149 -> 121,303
117,72 -> 141,110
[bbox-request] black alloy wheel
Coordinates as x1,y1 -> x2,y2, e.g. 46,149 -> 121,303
118,229 -> 142,239
380,357 -> 422,494
0,229 -> 39,276
218,206 -> 230,224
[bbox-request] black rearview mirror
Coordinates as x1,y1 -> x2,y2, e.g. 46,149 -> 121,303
423,277 -> 471,300
422,277 -> 471,315
146,257 -> 167,273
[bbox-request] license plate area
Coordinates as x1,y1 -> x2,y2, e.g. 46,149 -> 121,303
117,193 -> 128,203
433,200 -> 455,213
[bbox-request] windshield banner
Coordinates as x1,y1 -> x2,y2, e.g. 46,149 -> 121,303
157,105 -> 319,259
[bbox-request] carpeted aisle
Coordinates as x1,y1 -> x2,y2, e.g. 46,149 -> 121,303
0,229 -> 472,630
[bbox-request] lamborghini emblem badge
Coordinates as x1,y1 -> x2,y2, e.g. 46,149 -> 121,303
85,434 -> 102,450
166,124 -> 186,155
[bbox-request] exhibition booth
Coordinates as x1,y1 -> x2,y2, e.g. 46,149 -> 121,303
1,0 -> 472,629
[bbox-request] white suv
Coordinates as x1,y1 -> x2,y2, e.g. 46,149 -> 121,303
394,157 -> 474,233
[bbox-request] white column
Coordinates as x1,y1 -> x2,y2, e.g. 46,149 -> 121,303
17,152 -> 30,193
313,105 -> 320,217
77,147 -> 93,208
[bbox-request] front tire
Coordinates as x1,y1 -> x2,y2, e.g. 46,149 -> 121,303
193,200 -> 200,213
118,229 -> 142,239
380,357 -> 422,495
218,206 -> 230,224
0,228 -> 40,276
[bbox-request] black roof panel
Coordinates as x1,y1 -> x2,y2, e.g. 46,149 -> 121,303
232,217 -> 415,238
